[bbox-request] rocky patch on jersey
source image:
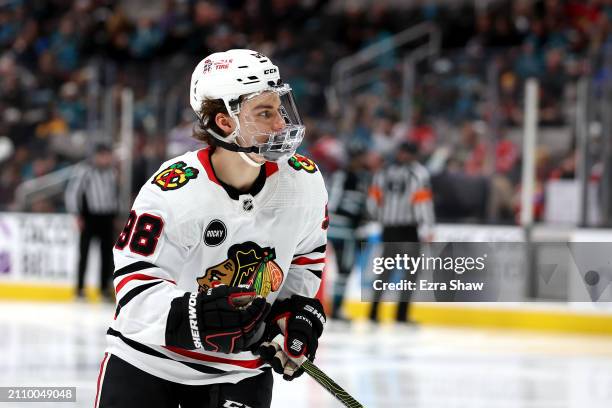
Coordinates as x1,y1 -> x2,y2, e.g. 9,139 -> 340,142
288,154 -> 318,174
152,161 -> 199,191
203,219 -> 227,246
197,242 -> 284,297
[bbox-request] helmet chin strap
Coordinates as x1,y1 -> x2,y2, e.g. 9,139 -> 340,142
204,126 -> 264,167
238,152 -> 264,167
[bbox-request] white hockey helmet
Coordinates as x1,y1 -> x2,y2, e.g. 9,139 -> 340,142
190,49 -> 305,164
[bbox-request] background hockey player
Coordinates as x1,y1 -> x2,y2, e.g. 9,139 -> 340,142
326,143 -> 370,320
95,49 -> 328,408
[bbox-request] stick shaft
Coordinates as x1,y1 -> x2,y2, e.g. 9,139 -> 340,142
274,319 -> 364,407
273,319 -> 363,408
300,360 -> 364,408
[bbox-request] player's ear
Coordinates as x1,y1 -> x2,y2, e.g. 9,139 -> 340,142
215,113 -> 236,136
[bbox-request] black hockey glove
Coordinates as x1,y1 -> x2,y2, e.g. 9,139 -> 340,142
166,285 -> 270,354
256,295 -> 326,380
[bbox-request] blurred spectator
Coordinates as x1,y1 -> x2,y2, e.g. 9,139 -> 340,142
0,4 -> 23,48
36,51 -> 62,94
406,110 -> 437,158
166,109 -> 200,158
539,48 -> 566,126
57,82 -> 86,130
498,70 -> 523,125
132,133 -> 165,195
371,114 -> 403,160
550,149 -> 577,179
495,131 -> 519,175
309,128 -> 345,175
431,158 -> 490,222
514,42 -> 544,79
490,14 -> 522,47
130,17 -> 163,59
22,154 -> 59,180
454,121 -> 487,176
50,16 -> 81,74
12,19 -> 39,71
35,107 -> 69,142
0,163 -> 20,209
0,0 -> 602,226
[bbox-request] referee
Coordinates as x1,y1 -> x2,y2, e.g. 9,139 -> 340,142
65,144 -> 119,300
367,142 -> 435,323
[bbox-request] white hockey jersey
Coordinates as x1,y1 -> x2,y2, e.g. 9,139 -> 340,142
106,147 -> 328,385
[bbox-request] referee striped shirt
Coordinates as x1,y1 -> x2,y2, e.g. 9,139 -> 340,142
368,161 -> 435,234
65,163 -> 119,215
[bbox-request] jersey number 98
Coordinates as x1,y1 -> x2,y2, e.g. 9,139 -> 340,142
115,210 -> 164,256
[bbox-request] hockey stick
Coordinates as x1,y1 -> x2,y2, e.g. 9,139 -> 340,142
265,320 -> 365,408
297,357 -> 365,408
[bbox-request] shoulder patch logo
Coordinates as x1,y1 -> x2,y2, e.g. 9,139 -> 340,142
198,242 -> 284,297
204,219 -> 227,247
152,161 -> 199,191
288,154 -> 318,174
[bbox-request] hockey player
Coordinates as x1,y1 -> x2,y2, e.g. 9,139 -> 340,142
96,49 -> 328,408
327,143 -> 370,319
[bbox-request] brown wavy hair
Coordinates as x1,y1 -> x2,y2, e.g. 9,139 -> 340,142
193,99 -> 227,145
193,96 -> 245,145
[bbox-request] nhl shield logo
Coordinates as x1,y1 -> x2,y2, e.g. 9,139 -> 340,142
242,198 -> 254,212
204,219 -> 227,247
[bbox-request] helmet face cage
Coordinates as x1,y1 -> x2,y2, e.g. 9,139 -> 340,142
233,84 -> 305,162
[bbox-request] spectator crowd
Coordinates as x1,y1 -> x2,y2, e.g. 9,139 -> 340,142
0,0 -> 610,224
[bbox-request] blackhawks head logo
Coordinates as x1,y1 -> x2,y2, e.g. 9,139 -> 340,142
197,242 -> 284,297
288,154 -> 318,173
152,161 -> 199,191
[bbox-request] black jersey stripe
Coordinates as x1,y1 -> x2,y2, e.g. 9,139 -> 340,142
106,328 -> 225,375
294,244 -> 327,258
306,269 -> 322,279
114,281 -> 162,317
113,261 -> 157,280
107,327 -> 169,359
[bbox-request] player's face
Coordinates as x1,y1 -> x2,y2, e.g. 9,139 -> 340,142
238,92 -> 286,145
232,87 -> 305,164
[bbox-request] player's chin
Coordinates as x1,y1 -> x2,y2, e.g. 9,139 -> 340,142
247,152 -> 268,164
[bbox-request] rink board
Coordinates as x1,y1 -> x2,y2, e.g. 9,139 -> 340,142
1,212 -> 612,334
344,301 -> 612,335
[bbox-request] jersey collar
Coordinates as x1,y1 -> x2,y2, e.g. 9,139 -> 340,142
197,147 -> 278,200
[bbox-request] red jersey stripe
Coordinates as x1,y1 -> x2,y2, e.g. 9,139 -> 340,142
94,352 -> 109,408
163,346 -> 265,369
115,274 -> 176,294
264,161 -> 279,177
291,256 -> 326,265
197,147 -> 221,185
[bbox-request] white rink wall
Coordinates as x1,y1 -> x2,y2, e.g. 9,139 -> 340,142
2,212 -> 612,333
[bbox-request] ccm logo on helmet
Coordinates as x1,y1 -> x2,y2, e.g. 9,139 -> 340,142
264,68 -> 277,75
